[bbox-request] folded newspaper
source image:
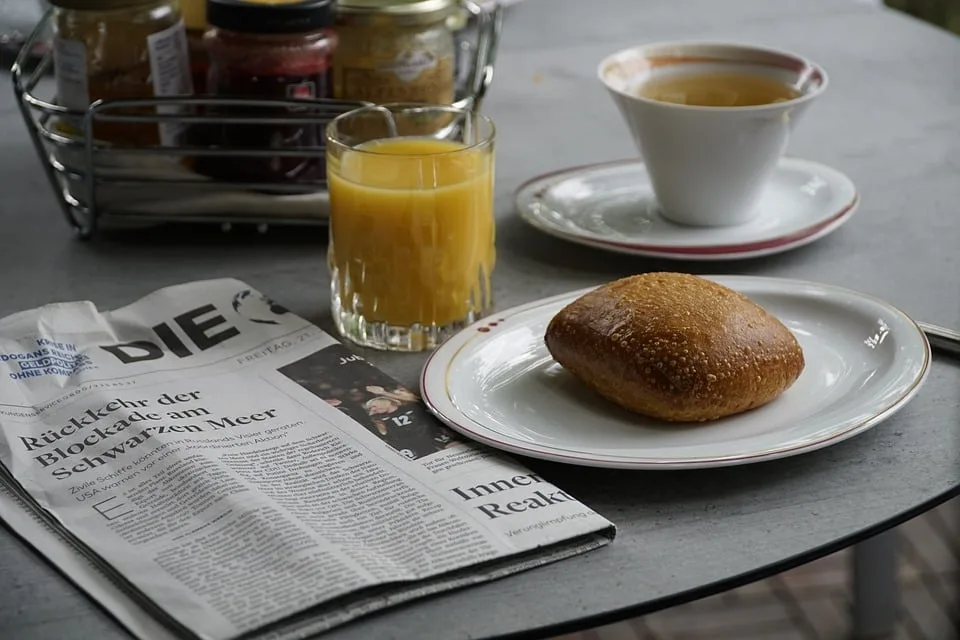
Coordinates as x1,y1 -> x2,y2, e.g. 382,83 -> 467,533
0,279 -> 616,640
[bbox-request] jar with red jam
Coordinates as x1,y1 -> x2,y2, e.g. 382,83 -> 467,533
200,0 -> 338,184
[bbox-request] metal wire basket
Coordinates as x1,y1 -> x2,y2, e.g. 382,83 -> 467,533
11,0 -> 502,239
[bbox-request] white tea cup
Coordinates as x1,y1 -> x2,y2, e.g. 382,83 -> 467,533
598,42 -> 828,227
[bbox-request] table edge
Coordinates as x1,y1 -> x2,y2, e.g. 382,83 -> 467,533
489,484 -> 960,640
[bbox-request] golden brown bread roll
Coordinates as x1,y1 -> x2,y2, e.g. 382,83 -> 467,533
544,273 -> 805,422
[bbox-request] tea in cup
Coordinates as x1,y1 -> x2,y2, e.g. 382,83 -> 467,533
598,42 -> 828,226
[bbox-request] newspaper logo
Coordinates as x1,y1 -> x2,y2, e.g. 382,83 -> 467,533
2,338 -> 97,381
231,290 -> 290,326
100,304 -> 241,364
99,293 -> 289,365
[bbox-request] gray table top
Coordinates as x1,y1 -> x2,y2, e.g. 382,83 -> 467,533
1,0 -> 959,638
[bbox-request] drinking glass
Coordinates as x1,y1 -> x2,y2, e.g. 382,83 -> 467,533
326,104 -> 496,352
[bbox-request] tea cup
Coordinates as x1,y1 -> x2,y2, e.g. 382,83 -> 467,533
598,42 -> 828,227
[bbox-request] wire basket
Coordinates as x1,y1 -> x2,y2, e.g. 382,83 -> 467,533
11,0 -> 502,239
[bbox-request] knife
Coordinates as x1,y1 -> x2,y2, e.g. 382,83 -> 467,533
919,322 -> 960,358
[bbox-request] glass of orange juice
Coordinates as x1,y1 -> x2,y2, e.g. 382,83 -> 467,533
325,104 -> 496,351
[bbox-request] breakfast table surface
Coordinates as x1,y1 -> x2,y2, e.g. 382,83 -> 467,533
1,0 -> 959,638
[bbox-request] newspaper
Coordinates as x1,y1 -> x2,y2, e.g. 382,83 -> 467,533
0,278 -> 615,640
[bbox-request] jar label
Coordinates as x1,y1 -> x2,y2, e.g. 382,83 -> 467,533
339,55 -> 455,105
381,49 -> 438,83
53,37 -> 89,131
286,80 -> 318,112
146,20 -> 195,147
287,81 -> 317,101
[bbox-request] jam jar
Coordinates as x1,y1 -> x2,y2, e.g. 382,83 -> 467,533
201,0 -> 338,184
333,0 -> 457,105
50,0 -> 192,146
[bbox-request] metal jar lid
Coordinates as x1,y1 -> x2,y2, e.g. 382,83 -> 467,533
336,0 -> 456,25
48,0 -> 165,9
208,0 -> 335,35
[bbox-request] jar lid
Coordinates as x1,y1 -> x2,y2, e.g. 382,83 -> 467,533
336,0 -> 455,18
48,0 -> 160,9
207,0 -> 335,34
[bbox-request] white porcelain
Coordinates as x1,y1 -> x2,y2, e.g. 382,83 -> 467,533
421,276 -> 930,470
598,42 -> 829,227
515,157 -> 858,261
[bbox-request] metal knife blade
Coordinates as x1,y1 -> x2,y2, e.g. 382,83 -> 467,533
919,322 -> 960,358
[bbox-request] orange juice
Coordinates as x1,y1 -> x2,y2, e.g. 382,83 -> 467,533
327,137 -> 495,327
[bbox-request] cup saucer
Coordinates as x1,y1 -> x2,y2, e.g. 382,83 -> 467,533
515,157 -> 859,261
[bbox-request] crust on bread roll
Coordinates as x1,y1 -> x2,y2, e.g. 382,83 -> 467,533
544,273 -> 805,422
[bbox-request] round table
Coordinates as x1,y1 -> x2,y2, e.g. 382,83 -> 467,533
1,0 -> 958,638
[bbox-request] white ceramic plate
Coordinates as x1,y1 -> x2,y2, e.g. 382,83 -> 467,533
420,276 -> 930,469
515,158 -> 859,260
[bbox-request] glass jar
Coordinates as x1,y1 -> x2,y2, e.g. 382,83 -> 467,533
333,0 -> 457,105
200,0 -> 338,184
179,0 -> 208,94
50,0 -> 193,146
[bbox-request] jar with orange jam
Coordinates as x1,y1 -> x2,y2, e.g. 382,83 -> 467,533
50,0 -> 193,146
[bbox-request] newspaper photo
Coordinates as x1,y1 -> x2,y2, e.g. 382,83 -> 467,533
0,278 -> 615,640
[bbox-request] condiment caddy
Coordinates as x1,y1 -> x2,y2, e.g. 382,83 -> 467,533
11,0 -> 502,239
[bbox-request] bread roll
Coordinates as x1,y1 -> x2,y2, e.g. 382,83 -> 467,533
544,273 -> 804,422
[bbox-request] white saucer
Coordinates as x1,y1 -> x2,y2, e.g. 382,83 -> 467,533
515,158 -> 859,260
420,276 -> 930,470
